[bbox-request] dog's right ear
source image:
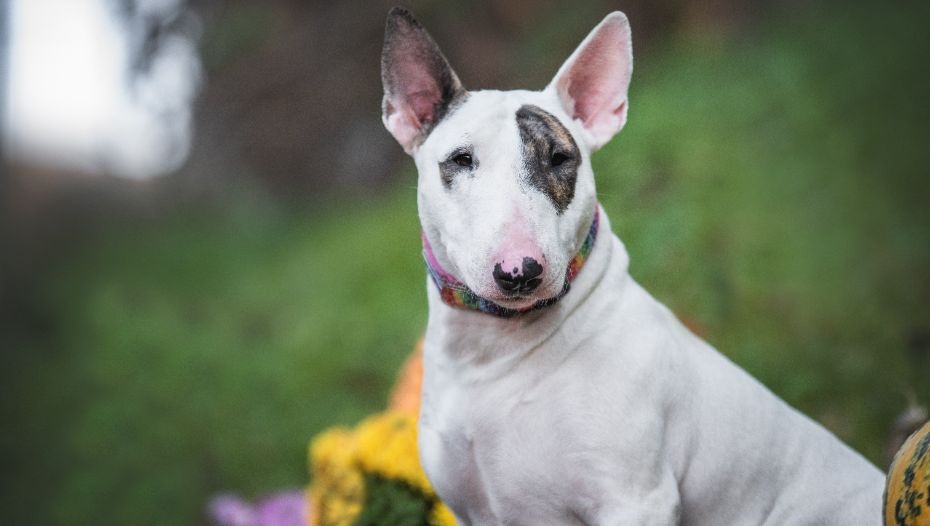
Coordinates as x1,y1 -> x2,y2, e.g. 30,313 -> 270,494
546,12 -> 633,151
381,7 -> 465,154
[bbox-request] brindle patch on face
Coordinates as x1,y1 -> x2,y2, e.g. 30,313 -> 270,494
516,104 -> 581,213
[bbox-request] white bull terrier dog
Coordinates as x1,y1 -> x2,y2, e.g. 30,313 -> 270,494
380,7 -> 884,525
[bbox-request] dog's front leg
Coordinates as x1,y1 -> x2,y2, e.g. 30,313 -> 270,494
574,466 -> 681,526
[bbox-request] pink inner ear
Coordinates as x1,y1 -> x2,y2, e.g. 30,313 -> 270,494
391,54 -> 444,124
566,24 -> 629,123
384,100 -> 419,151
406,88 -> 441,125
384,63 -> 443,151
553,14 -> 632,146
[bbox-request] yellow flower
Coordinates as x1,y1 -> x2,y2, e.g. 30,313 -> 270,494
308,428 -> 365,526
307,343 -> 458,525
354,411 -> 434,494
430,502 -> 457,526
308,410 -> 459,525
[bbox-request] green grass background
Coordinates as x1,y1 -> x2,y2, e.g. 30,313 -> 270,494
3,4 -> 929,524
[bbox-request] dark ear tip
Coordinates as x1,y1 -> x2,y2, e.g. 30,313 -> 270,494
388,6 -> 410,17
387,6 -> 418,26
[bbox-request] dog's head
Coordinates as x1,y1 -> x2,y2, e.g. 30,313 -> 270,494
381,8 -> 632,310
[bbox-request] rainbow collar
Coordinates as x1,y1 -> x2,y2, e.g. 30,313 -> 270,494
422,206 -> 600,318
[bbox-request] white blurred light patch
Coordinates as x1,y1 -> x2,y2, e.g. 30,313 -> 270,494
3,0 -> 201,179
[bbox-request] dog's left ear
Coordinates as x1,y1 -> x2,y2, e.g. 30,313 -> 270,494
546,12 -> 633,151
381,7 -> 466,154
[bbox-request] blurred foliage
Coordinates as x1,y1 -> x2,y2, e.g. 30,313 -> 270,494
2,191 -> 426,524
2,2 -> 929,525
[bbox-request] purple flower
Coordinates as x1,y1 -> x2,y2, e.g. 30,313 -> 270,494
208,494 -> 257,526
208,490 -> 307,526
255,490 -> 307,526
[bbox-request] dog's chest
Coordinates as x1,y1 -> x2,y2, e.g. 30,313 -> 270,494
418,360 -> 613,525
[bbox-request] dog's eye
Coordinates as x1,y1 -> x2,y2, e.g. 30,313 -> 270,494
453,153 -> 473,168
550,152 -> 571,167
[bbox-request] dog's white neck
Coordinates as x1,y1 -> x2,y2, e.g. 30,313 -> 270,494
423,208 -> 631,377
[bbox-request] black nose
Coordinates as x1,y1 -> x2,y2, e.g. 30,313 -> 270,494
493,257 -> 544,294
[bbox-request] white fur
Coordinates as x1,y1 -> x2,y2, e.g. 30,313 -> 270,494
386,10 -> 885,525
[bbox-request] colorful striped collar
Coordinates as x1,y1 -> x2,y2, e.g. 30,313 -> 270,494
422,206 -> 600,318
